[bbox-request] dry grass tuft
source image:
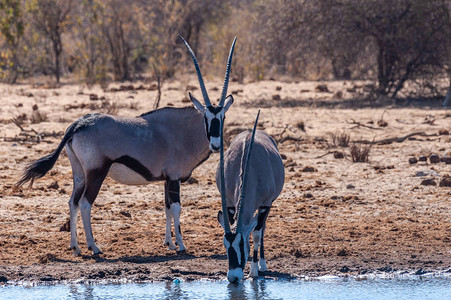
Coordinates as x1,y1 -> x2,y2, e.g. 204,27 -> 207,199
350,141 -> 372,162
330,130 -> 351,148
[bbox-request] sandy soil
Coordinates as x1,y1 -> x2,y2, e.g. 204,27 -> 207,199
0,79 -> 450,283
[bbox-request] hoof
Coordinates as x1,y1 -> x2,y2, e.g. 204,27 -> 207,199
88,246 -> 103,256
249,261 -> 259,278
164,241 -> 177,251
69,246 -> 81,256
176,249 -> 187,255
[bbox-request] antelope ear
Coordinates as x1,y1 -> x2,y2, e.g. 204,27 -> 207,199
189,92 -> 206,113
223,95 -> 234,113
217,211 -> 225,229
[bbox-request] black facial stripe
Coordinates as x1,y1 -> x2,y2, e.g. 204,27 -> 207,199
210,118 -> 220,138
204,116 -> 210,140
225,233 -> 239,269
207,106 -> 223,114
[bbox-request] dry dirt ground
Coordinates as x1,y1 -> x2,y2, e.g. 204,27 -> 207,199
0,79 -> 450,283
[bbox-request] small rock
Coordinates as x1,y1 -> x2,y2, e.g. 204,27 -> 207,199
120,211 -> 132,218
32,104 -> 39,111
408,157 -> 418,164
377,119 -> 388,127
346,184 -> 355,189
276,86 -> 282,91
187,177 -> 198,184
414,268 -> 428,275
272,94 -> 281,100
47,181 -> 59,190
339,266 -> 350,273
59,218 -> 70,232
444,157 -> 451,164
304,193 -> 313,198
438,129 -> 449,135
419,156 -> 427,162
280,153 -> 287,160
420,179 -> 436,186
315,84 -> 329,93
334,151 -> 344,159
337,249 -> 349,256
429,154 -> 440,164
301,166 -> 317,172
439,176 -> 451,187
89,94 -> 99,101
0,275 -> 7,283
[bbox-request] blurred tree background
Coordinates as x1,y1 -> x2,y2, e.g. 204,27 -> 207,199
0,0 -> 450,101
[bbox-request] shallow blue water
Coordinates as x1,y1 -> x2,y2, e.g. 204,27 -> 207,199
1,276 -> 450,300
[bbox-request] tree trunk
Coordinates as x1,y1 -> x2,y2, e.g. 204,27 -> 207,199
444,85 -> 451,107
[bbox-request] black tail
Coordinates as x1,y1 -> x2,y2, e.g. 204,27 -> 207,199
15,122 -> 78,189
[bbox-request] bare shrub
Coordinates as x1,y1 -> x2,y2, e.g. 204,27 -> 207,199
330,130 -> 350,148
349,142 -> 372,162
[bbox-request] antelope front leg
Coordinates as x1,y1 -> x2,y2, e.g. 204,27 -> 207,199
167,179 -> 185,251
250,206 -> 271,277
163,180 -> 177,250
250,228 -> 262,278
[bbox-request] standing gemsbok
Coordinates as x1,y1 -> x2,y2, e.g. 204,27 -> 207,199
15,36 -> 237,256
216,111 -> 285,282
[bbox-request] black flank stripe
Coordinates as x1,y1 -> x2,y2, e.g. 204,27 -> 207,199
113,155 -> 154,181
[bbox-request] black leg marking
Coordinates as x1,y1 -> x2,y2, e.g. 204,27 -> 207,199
164,181 -> 170,209
255,206 -> 270,231
256,206 -> 270,261
166,179 -> 180,204
72,184 -> 85,206
85,167 -> 110,205
253,250 -> 258,263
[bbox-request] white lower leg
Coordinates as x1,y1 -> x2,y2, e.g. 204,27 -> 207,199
171,203 -> 185,251
259,258 -> 268,271
69,200 -> 81,256
164,206 -> 176,250
80,198 -> 101,255
250,229 -> 262,277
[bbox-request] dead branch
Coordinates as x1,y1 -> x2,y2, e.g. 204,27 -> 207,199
347,119 -> 383,130
277,136 -> 303,144
5,118 -> 64,144
353,132 -> 437,145
153,64 -> 162,109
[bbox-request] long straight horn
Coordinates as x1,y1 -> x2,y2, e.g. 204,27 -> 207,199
179,35 -> 212,107
236,110 -> 260,233
219,37 -> 237,107
219,118 -> 231,233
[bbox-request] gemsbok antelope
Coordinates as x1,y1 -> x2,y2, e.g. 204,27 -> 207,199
15,36 -> 237,256
217,111 -> 285,282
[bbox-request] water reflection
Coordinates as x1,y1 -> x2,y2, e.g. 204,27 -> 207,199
226,279 -> 274,300
68,284 -> 95,300
163,281 -> 189,300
